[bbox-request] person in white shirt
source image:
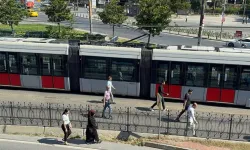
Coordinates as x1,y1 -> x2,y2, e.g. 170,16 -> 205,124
187,103 -> 198,136
107,76 -> 116,104
61,108 -> 72,145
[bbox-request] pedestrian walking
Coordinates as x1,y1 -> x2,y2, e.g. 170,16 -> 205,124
102,86 -> 112,119
107,76 -> 116,104
61,108 -> 72,145
187,103 -> 198,136
86,109 -> 102,144
150,80 -> 169,111
175,89 -> 193,122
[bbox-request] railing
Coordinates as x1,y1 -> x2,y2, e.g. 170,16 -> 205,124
0,101 -> 249,141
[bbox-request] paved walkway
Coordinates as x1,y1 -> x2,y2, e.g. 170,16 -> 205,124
0,134 -> 158,150
0,89 -> 250,115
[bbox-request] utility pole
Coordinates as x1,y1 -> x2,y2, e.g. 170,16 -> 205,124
89,0 -> 93,34
243,0 -> 247,24
220,0 -> 226,39
197,0 -> 205,46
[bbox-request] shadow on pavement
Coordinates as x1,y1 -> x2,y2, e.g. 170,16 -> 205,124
135,107 -> 151,112
38,138 -> 87,145
243,136 -> 250,142
88,100 -> 102,104
37,138 -> 63,145
117,131 -> 142,141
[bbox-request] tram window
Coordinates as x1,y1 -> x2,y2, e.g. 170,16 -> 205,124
0,53 -> 7,72
9,54 -> 19,73
84,57 -> 107,80
240,67 -> 250,90
21,54 -> 38,75
53,55 -> 66,76
170,63 -> 181,85
223,66 -> 237,89
208,65 -> 222,88
110,59 -> 136,82
41,55 -> 51,76
156,63 -> 168,83
185,64 -> 205,87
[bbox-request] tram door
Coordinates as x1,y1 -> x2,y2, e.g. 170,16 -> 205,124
206,64 -> 237,103
41,55 -> 66,89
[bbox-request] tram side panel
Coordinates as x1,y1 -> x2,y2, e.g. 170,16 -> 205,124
0,42 -> 70,91
79,45 -> 141,97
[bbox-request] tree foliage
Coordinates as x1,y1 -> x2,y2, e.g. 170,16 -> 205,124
98,0 -> 127,36
45,0 -> 72,23
0,0 -> 27,34
136,0 -> 172,41
44,0 -> 73,37
167,0 -> 191,14
191,0 -> 201,13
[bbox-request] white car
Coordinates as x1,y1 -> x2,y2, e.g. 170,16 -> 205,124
226,38 -> 250,48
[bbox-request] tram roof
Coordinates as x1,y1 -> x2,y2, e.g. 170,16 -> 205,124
153,46 -> 250,65
79,45 -> 141,59
0,38 -> 69,55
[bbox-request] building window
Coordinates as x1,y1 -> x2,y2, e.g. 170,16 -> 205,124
185,64 -> 205,87
84,57 -> 107,80
21,53 -> 38,75
110,59 -> 136,82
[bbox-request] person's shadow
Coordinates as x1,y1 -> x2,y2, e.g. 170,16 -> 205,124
38,138 -> 87,145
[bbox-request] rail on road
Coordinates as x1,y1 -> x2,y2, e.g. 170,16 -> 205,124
0,101 -> 249,141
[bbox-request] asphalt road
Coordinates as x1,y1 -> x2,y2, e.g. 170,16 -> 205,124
25,12 -> 224,47
0,139 -> 97,150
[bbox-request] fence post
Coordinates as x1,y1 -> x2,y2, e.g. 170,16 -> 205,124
49,103 -> 52,127
185,111 -> 188,136
10,102 -> 14,125
228,114 -> 234,140
167,110 -> 170,135
126,107 -> 130,132
158,109 -> 162,139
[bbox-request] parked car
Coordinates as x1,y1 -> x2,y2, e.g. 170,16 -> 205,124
226,38 -> 250,48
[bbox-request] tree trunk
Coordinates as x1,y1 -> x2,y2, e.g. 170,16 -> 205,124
10,23 -> 14,37
147,34 -> 151,47
112,24 -> 115,37
213,1 -> 216,14
58,22 -> 61,38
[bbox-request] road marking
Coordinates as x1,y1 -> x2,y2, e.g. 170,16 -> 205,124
0,138 -> 99,150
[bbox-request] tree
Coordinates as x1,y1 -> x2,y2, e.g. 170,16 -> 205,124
167,0 -> 191,15
191,0 -> 201,13
44,0 -> 73,38
0,0 -> 27,35
136,0 -> 172,45
98,0 -> 127,37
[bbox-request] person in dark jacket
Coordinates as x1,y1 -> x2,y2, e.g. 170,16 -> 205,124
86,109 -> 102,144
150,80 -> 169,111
175,89 -> 193,122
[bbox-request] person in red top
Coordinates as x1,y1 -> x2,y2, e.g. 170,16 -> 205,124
150,80 -> 169,111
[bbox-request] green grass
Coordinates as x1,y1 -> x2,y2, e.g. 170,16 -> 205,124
0,24 -> 48,32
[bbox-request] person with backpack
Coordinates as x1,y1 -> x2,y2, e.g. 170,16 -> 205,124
61,108 -> 72,145
175,89 -> 193,122
102,86 -> 112,119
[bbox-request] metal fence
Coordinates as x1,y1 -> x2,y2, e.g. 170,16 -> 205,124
0,101 -> 250,141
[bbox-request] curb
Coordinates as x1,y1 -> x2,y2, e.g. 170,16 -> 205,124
144,142 -> 191,150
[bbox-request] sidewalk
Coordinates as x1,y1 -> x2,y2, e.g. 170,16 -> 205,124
0,134 -> 158,150
0,89 -> 250,115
